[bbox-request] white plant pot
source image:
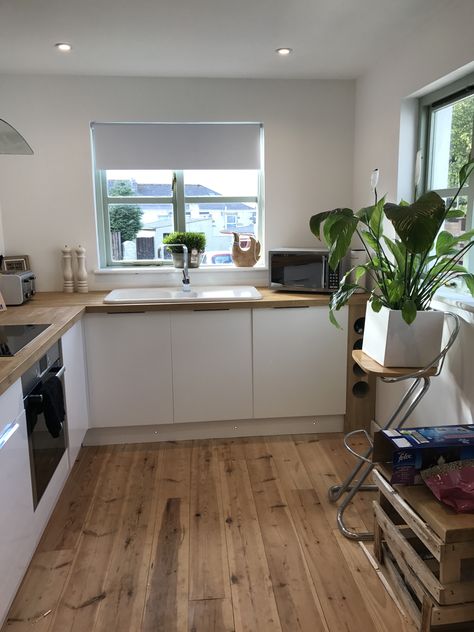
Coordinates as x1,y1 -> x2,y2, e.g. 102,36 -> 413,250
361,303 -> 444,368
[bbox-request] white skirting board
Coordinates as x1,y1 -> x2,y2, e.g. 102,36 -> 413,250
83,414 -> 344,446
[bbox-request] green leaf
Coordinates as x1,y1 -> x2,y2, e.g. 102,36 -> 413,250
355,205 -> 374,224
459,158 -> 474,186
386,279 -> 404,305
401,299 -> 417,324
309,208 -> 353,241
461,273 -> 474,296
353,265 -> 367,283
451,228 -> 474,246
329,309 -> 341,329
446,209 -> 466,220
383,237 -> 406,271
371,297 -> 383,312
328,283 -> 361,328
360,230 -> 378,251
384,191 -> 446,254
369,197 -> 385,238
325,215 -> 359,270
435,231 -> 456,256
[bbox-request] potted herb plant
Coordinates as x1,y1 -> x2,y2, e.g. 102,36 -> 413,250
163,232 -> 206,268
309,158 -> 474,367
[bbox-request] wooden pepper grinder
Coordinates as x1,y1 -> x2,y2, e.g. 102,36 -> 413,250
62,245 -> 74,293
75,245 -> 88,293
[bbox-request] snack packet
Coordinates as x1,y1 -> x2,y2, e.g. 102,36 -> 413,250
421,459 -> 474,513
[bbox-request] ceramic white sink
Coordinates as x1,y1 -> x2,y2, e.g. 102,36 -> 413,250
103,285 -> 263,304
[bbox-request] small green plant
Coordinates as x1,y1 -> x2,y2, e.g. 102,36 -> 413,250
163,232 -> 206,253
309,158 -> 474,326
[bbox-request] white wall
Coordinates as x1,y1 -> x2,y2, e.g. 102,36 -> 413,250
353,0 -> 474,426
0,76 -> 354,291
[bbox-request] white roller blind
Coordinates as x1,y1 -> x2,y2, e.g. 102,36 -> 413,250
91,122 -> 262,170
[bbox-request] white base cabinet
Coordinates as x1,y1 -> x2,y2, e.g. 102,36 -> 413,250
85,305 -> 348,428
171,310 -> 253,422
62,320 -> 89,464
0,383 -> 34,624
85,312 -> 174,427
253,306 -> 348,418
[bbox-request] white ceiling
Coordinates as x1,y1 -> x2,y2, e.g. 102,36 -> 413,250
0,0 -> 446,79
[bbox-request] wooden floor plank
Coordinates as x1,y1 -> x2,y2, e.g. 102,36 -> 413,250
334,531 -> 418,632
46,446 -> 138,632
265,436 -> 314,491
91,447 -> 159,632
288,488 -> 378,632
324,434 -> 376,531
189,440 -> 230,601
294,435 -> 368,533
188,598 -> 235,632
142,442 -> 191,632
220,458 -> 282,632
245,446 -> 329,632
37,447 -> 103,553
268,437 -> 377,632
4,550 -> 75,632
213,437 -> 248,461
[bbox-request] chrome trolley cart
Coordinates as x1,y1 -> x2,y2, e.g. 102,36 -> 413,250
328,310 -> 461,541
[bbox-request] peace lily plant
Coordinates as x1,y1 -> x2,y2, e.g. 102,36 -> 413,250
310,158 -> 474,328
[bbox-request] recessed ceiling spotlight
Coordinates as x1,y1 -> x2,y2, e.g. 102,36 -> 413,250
55,43 -> 72,52
276,47 -> 293,56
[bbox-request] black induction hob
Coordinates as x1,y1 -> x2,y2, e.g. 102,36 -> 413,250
0,324 -> 51,356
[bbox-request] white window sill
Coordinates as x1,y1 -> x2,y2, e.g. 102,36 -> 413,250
433,287 -> 474,314
94,265 -> 268,275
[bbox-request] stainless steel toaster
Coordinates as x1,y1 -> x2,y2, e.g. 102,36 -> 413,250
0,271 -> 36,305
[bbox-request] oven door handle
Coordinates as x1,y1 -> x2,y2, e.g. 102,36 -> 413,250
54,365 -> 66,380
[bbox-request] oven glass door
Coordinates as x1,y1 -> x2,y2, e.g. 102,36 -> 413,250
25,365 -> 66,509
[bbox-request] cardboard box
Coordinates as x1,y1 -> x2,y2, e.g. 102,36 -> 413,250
372,425 -> 474,485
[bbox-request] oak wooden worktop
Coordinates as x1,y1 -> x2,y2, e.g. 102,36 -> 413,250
0,289 -> 368,397
29,288 -> 369,311
0,305 -> 84,396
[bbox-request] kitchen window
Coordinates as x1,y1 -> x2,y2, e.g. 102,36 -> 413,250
418,75 -> 474,274
91,123 -> 264,267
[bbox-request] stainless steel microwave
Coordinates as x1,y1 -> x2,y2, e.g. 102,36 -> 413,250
269,248 -> 341,293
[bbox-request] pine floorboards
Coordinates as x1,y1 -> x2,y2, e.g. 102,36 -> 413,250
2,434 -> 417,632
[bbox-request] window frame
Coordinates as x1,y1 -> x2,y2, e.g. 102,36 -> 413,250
418,73 -> 474,274
95,170 -> 263,268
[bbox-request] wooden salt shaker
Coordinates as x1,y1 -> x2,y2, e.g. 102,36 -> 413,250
75,245 -> 88,293
62,246 -> 74,293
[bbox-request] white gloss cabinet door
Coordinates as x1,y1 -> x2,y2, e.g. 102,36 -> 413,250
171,310 -> 253,423
252,306 -> 348,418
85,313 -> 173,427
62,320 -> 89,464
0,408 -> 35,625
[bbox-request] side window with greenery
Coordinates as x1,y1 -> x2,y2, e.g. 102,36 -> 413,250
418,76 -> 474,273
308,75 -> 474,326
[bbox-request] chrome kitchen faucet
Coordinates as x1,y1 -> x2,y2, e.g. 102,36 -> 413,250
164,244 -> 191,292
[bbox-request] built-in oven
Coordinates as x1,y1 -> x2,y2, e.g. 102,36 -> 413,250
21,341 -> 67,509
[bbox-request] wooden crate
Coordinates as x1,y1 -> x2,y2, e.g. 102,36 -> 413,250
372,467 -> 474,631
